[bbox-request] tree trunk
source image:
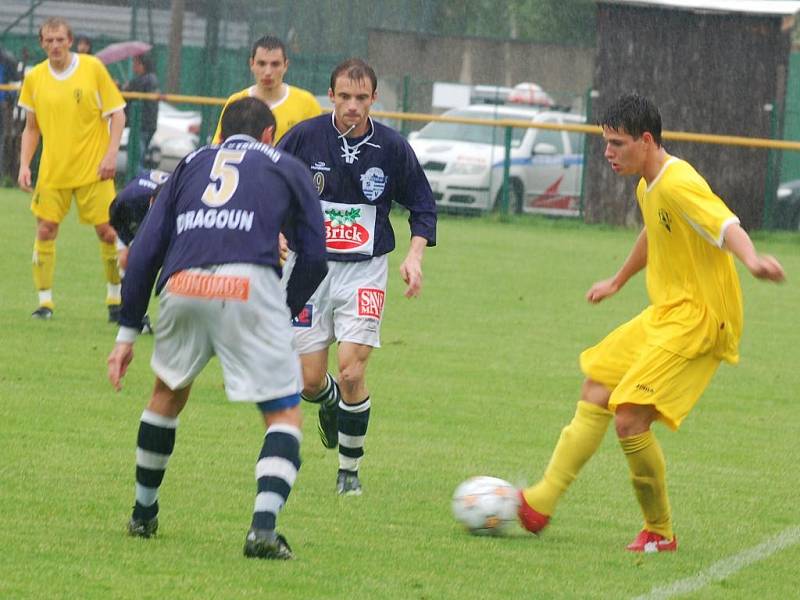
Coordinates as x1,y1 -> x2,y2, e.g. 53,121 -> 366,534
167,0 -> 185,94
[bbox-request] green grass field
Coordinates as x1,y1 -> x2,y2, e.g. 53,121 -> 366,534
1,185 -> 798,599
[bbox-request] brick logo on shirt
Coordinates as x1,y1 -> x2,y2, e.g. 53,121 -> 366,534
325,207 -> 370,251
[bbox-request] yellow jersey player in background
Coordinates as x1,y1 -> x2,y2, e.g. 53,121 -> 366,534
212,35 -> 321,144
18,17 -> 126,322
517,93 -> 785,552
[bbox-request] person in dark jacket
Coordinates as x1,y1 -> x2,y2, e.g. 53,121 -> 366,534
124,53 -> 159,170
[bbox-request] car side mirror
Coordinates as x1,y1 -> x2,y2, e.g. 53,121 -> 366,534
533,142 -> 557,156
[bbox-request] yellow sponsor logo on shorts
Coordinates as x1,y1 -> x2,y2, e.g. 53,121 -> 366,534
168,271 -> 250,301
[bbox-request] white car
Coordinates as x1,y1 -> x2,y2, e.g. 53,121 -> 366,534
408,104 -> 586,215
117,101 -> 201,174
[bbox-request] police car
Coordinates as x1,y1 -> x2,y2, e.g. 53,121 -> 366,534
408,104 -> 585,215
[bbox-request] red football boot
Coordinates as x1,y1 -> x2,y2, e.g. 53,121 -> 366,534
626,529 -> 677,553
517,490 -> 550,534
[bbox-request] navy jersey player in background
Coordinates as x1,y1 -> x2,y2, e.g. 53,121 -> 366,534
109,169 -> 170,268
278,58 -> 437,496
109,169 -> 170,334
107,97 -> 328,560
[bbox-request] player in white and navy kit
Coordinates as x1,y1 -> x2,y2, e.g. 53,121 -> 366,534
109,169 -> 170,333
109,169 -> 170,265
107,98 -> 327,560
278,58 -> 436,496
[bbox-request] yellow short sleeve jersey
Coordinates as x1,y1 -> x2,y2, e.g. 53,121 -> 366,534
636,157 -> 743,363
212,85 -> 322,144
18,54 -> 126,189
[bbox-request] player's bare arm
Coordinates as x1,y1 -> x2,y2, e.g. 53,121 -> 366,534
399,235 -> 427,298
107,341 -> 135,391
278,232 -> 289,265
723,223 -> 785,282
117,246 -> 130,271
98,109 -> 126,180
18,112 -> 41,192
586,227 -> 648,303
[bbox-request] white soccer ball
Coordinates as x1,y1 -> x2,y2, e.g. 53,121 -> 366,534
452,476 -> 520,536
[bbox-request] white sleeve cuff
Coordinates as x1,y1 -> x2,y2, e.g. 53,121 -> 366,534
719,216 -> 741,248
102,103 -> 127,118
116,326 -> 139,344
116,237 -> 128,251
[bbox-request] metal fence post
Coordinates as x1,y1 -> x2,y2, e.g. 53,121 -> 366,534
401,74 -> 411,137
579,88 -> 597,220
762,101 -> 778,229
129,0 -> 139,82
126,101 -> 142,181
501,124 -> 512,215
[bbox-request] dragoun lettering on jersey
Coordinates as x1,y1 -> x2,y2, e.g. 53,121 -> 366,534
176,208 -> 254,234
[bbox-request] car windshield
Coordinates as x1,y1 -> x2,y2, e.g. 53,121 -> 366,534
416,109 -> 532,147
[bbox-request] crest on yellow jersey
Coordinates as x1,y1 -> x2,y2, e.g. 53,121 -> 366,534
658,208 -> 672,232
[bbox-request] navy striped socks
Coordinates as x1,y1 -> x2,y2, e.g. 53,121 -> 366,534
338,396 -> 371,473
132,409 -> 177,521
251,424 -> 302,531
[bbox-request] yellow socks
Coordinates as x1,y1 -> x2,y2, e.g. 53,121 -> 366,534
100,242 -> 122,305
523,401 -> 613,516
523,401 -> 674,540
32,240 -> 123,308
620,430 -> 673,540
32,239 -> 56,308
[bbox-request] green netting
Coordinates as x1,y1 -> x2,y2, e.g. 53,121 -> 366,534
781,52 -> 800,183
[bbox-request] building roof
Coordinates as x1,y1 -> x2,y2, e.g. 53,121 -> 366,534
0,0 -> 250,49
597,0 -> 800,16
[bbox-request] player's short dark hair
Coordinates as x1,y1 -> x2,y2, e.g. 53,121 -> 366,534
599,94 -> 662,146
330,58 -> 377,94
39,17 -> 73,41
75,34 -> 92,52
220,97 -> 276,141
135,53 -> 154,73
250,35 -> 287,61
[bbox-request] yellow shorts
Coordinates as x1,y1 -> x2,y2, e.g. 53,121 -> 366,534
31,179 -> 116,226
580,313 -> 720,430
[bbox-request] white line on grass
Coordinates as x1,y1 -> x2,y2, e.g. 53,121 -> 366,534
633,525 -> 800,600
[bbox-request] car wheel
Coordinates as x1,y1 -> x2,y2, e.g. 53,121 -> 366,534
493,179 -> 524,214
145,145 -> 163,170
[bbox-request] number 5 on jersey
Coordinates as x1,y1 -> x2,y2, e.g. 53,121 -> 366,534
202,149 -> 246,207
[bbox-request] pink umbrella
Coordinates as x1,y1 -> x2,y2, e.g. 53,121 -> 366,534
96,41 -> 152,65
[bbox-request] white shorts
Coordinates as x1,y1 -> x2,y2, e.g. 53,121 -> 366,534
284,253 -> 389,354
151,263 -> 302,403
